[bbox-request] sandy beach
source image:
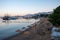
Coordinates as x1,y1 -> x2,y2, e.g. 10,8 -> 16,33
3,17 -> 52,40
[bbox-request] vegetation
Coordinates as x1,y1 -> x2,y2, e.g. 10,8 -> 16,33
32,14 -> 39,19
40,14 -> 49,17
32,13 -> 49,19
48,6 -> 60,26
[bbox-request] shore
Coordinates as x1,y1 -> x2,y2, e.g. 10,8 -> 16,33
3,17 -> 52,40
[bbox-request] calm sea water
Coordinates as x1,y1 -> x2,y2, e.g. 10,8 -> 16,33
0,19 -> 39,40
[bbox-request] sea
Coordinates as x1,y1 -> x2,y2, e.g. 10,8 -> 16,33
0,18 -> 39,40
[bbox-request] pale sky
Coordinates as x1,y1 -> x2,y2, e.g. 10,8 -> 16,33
0,0 -> 60,16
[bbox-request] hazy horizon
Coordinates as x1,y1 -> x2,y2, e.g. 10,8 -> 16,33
0,0 -> 60,16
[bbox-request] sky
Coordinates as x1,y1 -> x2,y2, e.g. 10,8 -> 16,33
0,0 -> 60,16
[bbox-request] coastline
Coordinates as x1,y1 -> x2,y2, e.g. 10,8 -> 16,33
3,19 -> 40,40
3,18 -> 52,40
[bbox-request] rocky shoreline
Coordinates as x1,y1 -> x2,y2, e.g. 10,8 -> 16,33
3,18 -> 52,40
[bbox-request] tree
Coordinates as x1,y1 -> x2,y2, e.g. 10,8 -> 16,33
40,14 -> 49,17
48,6 -> 60,26
32,14 -> 39,19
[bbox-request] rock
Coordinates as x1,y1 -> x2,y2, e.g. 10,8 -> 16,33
22,27 -> 26,29
16,29 -> 22,32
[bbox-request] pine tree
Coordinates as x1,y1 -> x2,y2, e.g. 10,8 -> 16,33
49,6 -> 60,26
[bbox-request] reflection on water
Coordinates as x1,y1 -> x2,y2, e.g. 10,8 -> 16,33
0,19 -> 39,40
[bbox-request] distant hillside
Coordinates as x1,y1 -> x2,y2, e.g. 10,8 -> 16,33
23,12 -> 52,19
24,14 -> 34,18
0,12 -> 52,19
